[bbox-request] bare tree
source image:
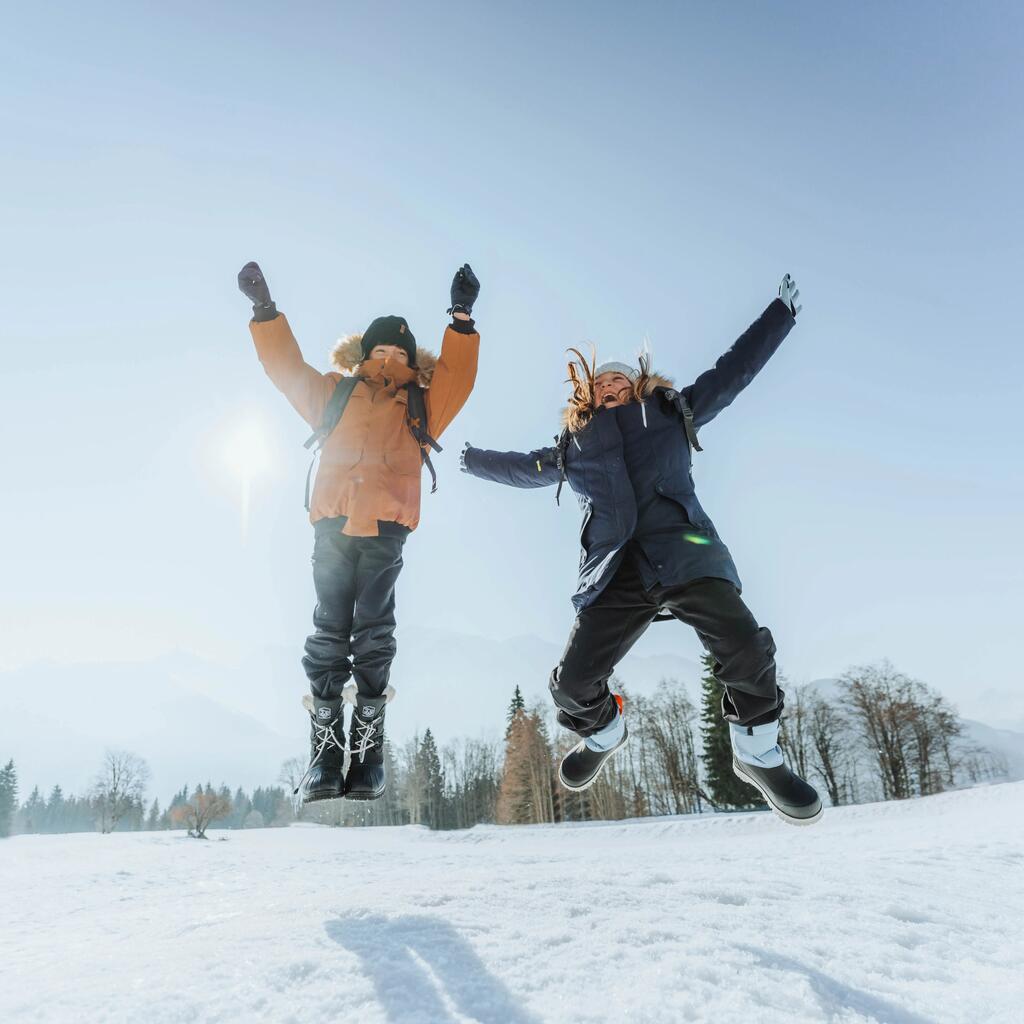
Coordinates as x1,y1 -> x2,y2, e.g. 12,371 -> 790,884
91,750 -> 150,834
842,662 -> 916,800
647,680 -> 704,815
779,682 -> 813,783
807,692 -> 854,806
841,661 -> 977,800
402,734 -> 425,825
958,744 -> 1007,784
170,785 -> 232,838
278,757 -> 306,794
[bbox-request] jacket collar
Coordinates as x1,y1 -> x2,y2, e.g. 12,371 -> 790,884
357,358 -> 418,390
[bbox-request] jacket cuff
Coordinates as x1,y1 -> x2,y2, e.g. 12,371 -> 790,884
449,316 -> 476,335
252,301 -> 279,323
772,296 -> 796,321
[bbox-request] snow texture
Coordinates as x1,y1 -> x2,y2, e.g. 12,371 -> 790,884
2,782 -> 1022,1024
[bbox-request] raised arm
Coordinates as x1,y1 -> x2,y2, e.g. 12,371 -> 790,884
425,264 -> 481,440
239,262 -> 335,429
684,277 -> 799,430
461,443 -> 561,489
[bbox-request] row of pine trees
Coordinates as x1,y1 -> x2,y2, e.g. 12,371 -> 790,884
1,659 -> 1006,838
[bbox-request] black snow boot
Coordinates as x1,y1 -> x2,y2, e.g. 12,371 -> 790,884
296,695 -> 347,803
732,758 -> 823,826
344,691 -> 389,801
558,725 -> 629,792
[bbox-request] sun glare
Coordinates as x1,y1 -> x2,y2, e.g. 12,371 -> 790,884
224,420 -> 272,482
222,419 -> 274,542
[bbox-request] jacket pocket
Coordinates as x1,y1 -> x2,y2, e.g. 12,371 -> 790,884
383,442 -> 422,477
658,485 -> 712,529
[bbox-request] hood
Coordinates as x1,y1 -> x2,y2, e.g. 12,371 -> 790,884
560,370 -> 675,429
330,334 -> 437,388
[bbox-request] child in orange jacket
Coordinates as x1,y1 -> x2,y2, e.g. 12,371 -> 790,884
238,262 -> 480,802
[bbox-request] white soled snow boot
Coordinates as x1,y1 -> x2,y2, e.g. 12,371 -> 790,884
731,720 -> 823,826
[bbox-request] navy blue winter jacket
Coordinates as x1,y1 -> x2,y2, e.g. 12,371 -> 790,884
462,298 -> 796,611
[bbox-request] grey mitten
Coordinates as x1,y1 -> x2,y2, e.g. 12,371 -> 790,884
779,273 -> 801,316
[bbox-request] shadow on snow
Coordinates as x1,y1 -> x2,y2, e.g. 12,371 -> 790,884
326,912 -> 540,1024
738,945 -> 939,1024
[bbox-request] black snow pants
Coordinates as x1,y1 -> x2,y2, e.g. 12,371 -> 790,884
550,546 -> 782,737
301,525 -> 406,700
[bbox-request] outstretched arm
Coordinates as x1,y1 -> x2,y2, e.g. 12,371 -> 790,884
685,276 -> 800,430
425,264 -> 481,440
461,443 -> 561,489
239,262 -> 335,429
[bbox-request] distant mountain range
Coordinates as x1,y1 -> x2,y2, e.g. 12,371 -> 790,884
2,629 -> 1021,803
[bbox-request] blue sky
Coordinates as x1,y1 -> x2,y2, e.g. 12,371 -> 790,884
1,2 -> 1021,725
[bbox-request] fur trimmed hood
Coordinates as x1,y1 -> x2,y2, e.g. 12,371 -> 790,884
330,334 -> 438,388
560,369 -> 675,428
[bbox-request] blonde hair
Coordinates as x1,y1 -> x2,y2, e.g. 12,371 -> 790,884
564,348 -> 652,433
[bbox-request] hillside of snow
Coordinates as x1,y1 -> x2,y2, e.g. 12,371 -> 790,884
3,781 -> 1022,1023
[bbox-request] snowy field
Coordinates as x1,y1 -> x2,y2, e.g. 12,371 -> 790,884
3,783 -> 1023,1024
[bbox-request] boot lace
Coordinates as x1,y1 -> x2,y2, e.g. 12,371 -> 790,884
352,712 -> 383,764
294,715 -> 345,796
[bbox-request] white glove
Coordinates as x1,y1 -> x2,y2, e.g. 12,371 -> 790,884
460,442 -> 472,473
779,273 -> 802,316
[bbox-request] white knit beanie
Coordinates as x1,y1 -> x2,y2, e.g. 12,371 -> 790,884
594,361 -> 638,381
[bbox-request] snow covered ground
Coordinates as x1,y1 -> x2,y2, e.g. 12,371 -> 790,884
3,783 -> 1023,1024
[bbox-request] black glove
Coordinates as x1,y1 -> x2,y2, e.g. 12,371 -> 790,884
448,263 -> 480,316
238,261 -> 277,321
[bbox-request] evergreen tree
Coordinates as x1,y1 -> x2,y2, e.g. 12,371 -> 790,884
45,785 -> 66,833
417,730 -> 444,828
506,686 -> 526,737
0,760 -> 18,838
251,786 -> 289,826
22,785 -> 45,834
146,799 -> 161,830
699,652 -> 762,809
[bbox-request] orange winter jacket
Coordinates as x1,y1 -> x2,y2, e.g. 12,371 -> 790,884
250,313 -> 479,536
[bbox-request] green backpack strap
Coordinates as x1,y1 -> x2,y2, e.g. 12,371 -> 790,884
303,376 -> 361,510
302,378 -> 445,509
405,383 -> 443,493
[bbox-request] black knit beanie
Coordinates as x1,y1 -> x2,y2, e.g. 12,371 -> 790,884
361,315 -> 417,367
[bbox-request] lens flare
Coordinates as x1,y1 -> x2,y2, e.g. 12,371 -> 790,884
683,532 -> 711,545
222,419 -> 273,542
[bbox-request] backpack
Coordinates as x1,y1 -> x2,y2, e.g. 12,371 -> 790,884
552,387 -> 701,505
302,376 -> 442,510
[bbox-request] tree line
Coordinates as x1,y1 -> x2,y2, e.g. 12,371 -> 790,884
294,658 -> 1007,831
1,750 -> 293,839
0,659 -> 1008,838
